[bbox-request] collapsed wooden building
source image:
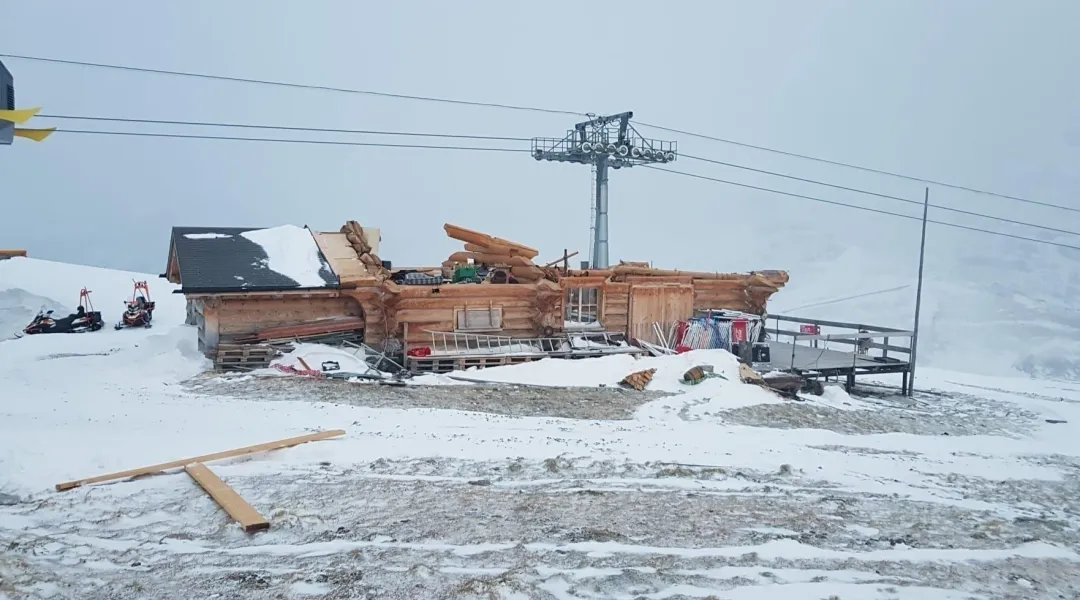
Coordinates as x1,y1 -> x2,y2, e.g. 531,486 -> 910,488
163,221 -> 789,371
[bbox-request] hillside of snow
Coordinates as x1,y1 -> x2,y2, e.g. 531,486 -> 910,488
2,257 -> 1080,599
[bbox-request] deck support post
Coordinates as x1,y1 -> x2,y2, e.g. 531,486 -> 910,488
845,372 -> 855,393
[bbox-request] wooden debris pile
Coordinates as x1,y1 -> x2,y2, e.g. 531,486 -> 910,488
442,223 -> 549,282
621,368 -> 657,391
230,317 -> 366,345
340,220 -> 389,279
738,362 -> 823,398
55,430 -> 345,533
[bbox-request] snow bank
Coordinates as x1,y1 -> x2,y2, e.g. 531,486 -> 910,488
447,349 -> 739,391
240,225 -> 328,288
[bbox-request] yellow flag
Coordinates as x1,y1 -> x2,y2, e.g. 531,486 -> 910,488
13,127 -> 55,142
0,107 -> 42,125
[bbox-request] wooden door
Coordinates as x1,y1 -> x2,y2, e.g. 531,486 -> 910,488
628,284 -> 694,345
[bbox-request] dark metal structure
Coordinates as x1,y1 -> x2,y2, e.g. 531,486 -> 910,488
0,59 -> 14,145
1,59 -> 13,110
764,314 -> 914,393
531,112 -> 677,268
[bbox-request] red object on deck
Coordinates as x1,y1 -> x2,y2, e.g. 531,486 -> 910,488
407,347 -> 432,358
731,319 -> 749,344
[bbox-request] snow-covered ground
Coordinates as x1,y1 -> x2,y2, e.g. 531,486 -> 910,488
2,256 -> 1079,599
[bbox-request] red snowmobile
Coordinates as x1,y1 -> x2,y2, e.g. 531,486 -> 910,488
115,281 -> 155,330
21,288 -> 105,335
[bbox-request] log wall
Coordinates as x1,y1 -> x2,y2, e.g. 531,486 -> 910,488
345,282 -> 562,350
199,295 -> 365,354
192,269 -> 787,355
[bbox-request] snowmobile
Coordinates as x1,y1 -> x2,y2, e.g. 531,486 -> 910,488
115,280 -> 155,330
21,288 -> 105,336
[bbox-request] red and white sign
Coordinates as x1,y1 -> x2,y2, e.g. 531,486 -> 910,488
800,324 -> 821,335
731,319 -> 749,344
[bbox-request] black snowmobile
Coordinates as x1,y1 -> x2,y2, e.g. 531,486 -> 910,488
21,288 -> 105,336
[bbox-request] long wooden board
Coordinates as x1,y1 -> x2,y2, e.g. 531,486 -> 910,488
55,430 -> 346,491
185,462 -> 270,533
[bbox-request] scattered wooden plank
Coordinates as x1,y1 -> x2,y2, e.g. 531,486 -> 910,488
185,462 -> 270,533
55,430 -> 346,491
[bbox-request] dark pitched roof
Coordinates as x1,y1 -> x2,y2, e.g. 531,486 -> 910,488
168,226 -> 339,293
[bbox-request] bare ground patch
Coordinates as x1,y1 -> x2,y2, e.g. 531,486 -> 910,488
3,457 -> 1078,599
183,373 -> 669,420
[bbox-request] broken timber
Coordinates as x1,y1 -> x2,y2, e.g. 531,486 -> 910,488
185,462 -> 270,533
55,430 -> 346,491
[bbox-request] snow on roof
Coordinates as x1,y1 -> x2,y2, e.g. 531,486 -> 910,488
240,225 -> 329,288
183,232 -> 232,240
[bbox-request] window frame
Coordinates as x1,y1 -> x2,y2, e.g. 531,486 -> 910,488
564,286 -> 601,327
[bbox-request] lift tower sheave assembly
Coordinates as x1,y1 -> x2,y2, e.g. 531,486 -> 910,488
0,58 -> 55,145
531,112 -> 677,269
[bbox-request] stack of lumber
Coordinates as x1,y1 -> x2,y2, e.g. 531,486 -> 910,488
442,223 -> 547,282
621,368 -> 657,391
231,317 -> 365,343
340,220 -> 389,279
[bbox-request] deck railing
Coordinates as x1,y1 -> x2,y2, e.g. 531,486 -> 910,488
767,314 -> 914,364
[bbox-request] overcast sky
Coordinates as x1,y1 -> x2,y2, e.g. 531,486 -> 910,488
3,1 -> 1080,374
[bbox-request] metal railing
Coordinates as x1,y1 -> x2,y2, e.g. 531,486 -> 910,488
767,314 -> 913,363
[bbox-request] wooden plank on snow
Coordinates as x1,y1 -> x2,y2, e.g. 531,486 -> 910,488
55,430 -> 346,491
185,462 -> 270,533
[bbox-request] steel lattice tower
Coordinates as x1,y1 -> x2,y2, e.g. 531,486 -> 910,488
531,112 -> 676,269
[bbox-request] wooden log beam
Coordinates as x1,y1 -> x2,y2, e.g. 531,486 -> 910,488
542,251 -> 579,269
55,430 -> 346,492
463,242 -> 533,257
614,265 -> 758,280
443,223 -> 539,259
185,462 -> 270,533
446,251 -> 534,267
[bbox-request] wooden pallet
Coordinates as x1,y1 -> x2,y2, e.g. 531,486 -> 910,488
407,354 -> 544,374
214,344 -> 279,371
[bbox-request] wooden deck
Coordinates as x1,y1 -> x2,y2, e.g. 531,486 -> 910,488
762,342 -> 912,392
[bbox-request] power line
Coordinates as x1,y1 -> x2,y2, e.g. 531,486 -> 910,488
38,113 -> 1080,238
52,128 -> 530,152
644,165 -> 1080,252
681,153 -> 1080,238
776,285 -> 912,313
0,53 -> 582,117
36,120 -> 1080,247
40,113 -> 533,142
640,121 -> 1080,214
6,51 -> 1071,214
37,115 -> 1080,238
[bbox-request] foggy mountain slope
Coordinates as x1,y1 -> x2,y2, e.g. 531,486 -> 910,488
761,221 -> 1080,381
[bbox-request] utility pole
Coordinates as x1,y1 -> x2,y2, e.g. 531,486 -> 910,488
909,187 -> 930,396
531,112 -> 676,269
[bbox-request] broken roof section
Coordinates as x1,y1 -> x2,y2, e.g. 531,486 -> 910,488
165,225 -> 338,294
